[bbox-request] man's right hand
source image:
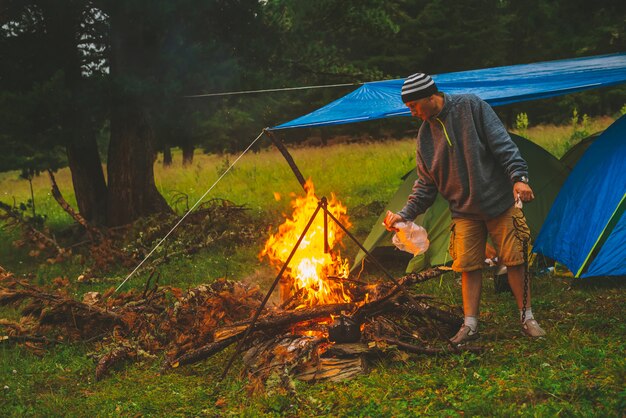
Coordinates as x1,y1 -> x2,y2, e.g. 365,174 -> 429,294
383,211 -> 404,232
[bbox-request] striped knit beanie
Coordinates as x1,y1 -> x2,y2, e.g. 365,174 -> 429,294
401,73 -> 438,103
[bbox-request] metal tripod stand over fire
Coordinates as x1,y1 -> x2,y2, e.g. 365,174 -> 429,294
219,129 -> 421,382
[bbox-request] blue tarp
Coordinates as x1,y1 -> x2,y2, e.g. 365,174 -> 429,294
271,53 -> 626,130
534,115 -> 626,278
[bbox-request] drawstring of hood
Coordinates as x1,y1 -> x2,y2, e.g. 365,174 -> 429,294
431,93 -> 453,148
436,117 -> 452,147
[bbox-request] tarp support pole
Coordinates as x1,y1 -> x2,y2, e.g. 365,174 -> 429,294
264,129 -> 307,191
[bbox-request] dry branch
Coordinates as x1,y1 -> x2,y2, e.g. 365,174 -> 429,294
295,357 -> 366,382
166,269 -> 458,376
227,302 -> 353,331
169,335 -> 240,368
47,169 -> 136,271
0,280 -> 125,338
353,267 -> 448,322
405,302 -> 462,327
47,169 -> 101,240
0,335 -> 54,345
0,200 -> 65,255
95,346 -> 136,381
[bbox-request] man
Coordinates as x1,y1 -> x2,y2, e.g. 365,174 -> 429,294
384,73 -> 546,345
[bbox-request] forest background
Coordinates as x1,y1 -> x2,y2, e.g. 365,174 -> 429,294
2,0 -> 626,227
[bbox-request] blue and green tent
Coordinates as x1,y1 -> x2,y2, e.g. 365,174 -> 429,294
533,115 -> 626,278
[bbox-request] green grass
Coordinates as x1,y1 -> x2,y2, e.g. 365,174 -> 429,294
1,274 -> 623,417
510,115 -> 615,158
1,121 -> 625,416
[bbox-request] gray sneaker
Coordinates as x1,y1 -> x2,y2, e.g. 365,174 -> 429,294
449,325 -> 480,346
522,319 -> 546,337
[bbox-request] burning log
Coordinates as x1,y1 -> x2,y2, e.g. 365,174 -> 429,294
0,174 -> 467,391
165,268 -> 454,368
1,178 -> 462,390
166,302 -> 352,368
157,266 -> 456,377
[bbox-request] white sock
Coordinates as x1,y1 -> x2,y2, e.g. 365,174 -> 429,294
520,308 -> 534,322
464,316 -> 478,332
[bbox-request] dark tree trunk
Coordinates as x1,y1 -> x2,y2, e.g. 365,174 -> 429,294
182,142 -> 194,166
163,146 -> 172,167
107,106 -> 171,226
66,140 -> 108,225
320,129 -> 328,146
106,2 -> 172,226
41,1 -> 108,225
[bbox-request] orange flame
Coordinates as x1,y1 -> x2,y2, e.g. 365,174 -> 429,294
261,180 -> 353,307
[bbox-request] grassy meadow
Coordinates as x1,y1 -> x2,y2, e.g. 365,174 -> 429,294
1,117 -> 625,417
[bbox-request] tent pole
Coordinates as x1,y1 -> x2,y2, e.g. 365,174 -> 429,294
575,192 -> 626,277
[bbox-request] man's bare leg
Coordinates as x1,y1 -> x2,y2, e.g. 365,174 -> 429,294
507,264 -> 546,336
462,269 -> 483,316
506,264 -> 530,310
450,269 -> 483,344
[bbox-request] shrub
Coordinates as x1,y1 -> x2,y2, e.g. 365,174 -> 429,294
515,112 -> 529,137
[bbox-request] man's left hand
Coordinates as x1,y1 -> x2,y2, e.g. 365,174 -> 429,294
514,182 -> 535,202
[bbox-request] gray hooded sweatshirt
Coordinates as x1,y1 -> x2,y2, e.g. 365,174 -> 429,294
398,93 -> 528,221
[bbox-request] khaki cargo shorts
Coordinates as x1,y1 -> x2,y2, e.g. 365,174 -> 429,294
448,205 -> 530,272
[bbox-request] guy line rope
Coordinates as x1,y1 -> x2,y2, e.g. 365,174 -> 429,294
115,78 -> 375,292
114,130 -> 265,293
184,82 -> 362,98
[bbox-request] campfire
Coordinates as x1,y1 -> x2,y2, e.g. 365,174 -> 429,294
0,179 -> 480,393
229,181 -> 474,388
261,179 -> 353,308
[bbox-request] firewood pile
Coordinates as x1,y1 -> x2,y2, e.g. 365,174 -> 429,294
0,185 -> 259,278
0,266 -> 481,391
